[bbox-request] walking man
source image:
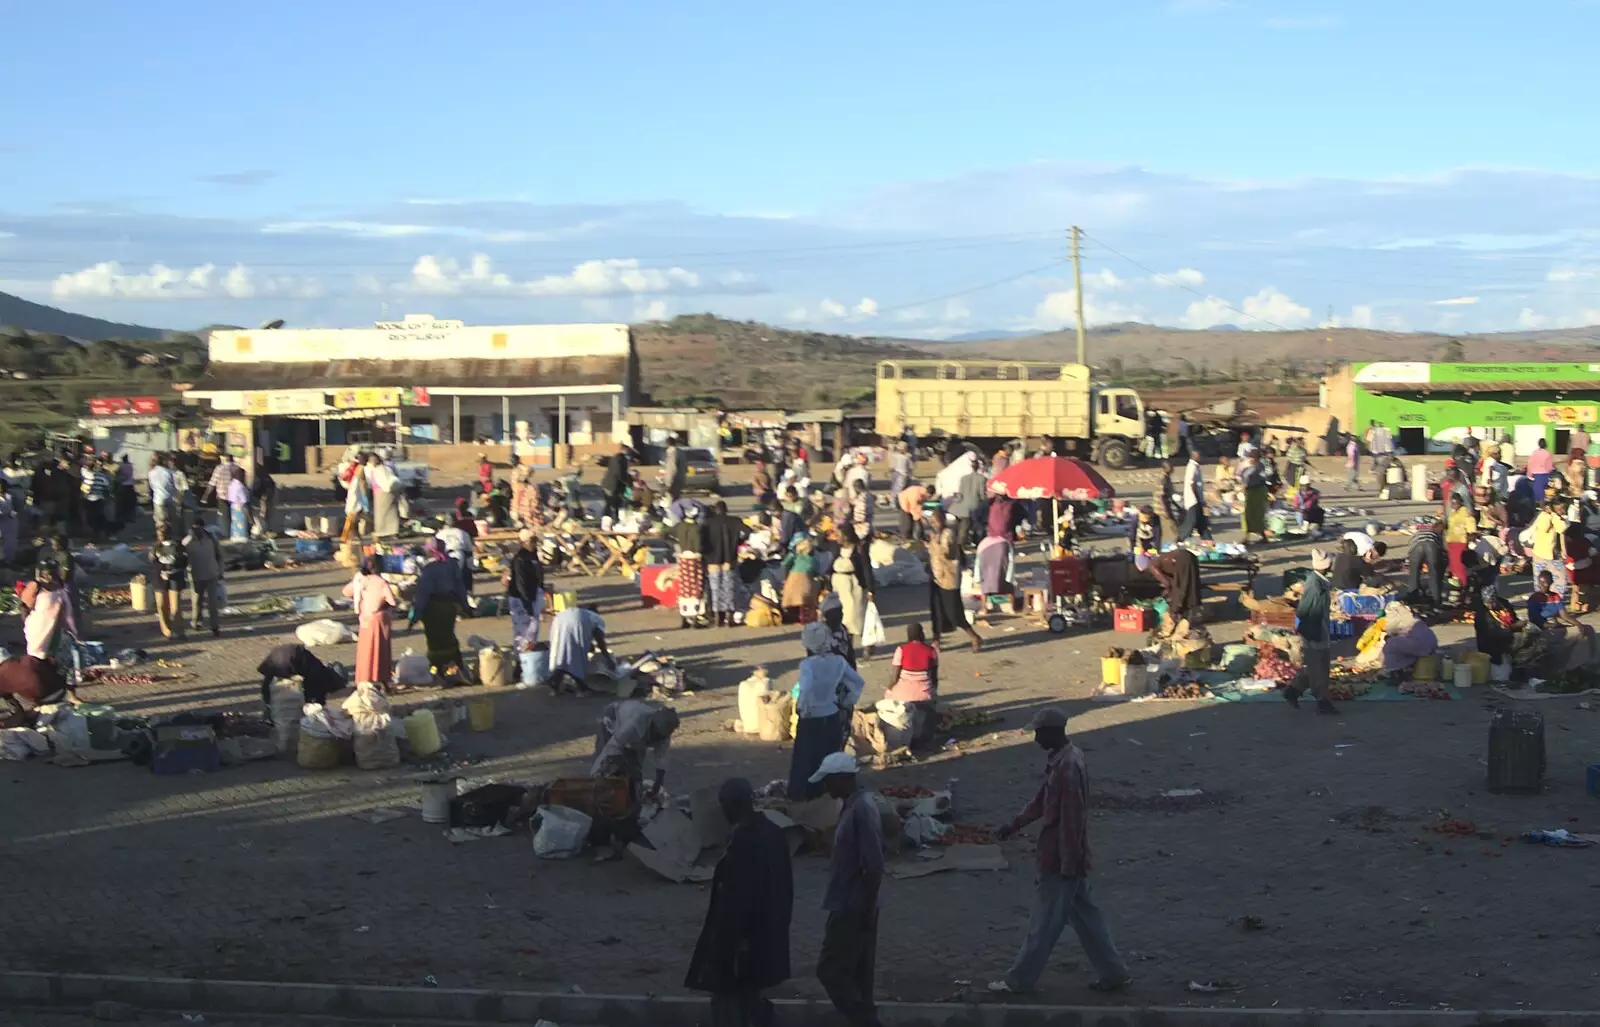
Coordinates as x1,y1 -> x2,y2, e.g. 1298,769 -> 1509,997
990,708 -> 1130,996
685,778 -> 794,1026
183,516 -> 225,637
813,752 -> 886,1027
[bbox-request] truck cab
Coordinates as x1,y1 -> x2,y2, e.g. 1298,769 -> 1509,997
1089,387 -> 1145,469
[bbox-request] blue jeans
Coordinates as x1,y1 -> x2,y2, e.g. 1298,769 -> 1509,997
1004,874 -> 1126,992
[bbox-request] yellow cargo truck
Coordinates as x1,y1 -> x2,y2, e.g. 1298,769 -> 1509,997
875,359 -> 1148,468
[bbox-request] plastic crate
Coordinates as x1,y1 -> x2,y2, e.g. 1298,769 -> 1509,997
1047,557 -> 1090,599
1114,606 -> 1153,633
1336,590 -> 1388,617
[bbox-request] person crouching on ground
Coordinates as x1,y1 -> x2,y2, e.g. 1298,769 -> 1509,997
591,698 -> 680,857
989,708 -> 1130,996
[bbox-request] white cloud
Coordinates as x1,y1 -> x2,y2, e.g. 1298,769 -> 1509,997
50,261 -> 321,301
1240,287 -> 1313,328
1548,267 -> 1599,283
636,299 -> 669,321
854,297 -> 879,316
1153,267 -> 1206,288
1518,305 -> 1600,331
1027,288 -> 1145,330
262,220 -> 435,238
1089,269 -> 1124,290
1181,287 -> 1312,329
1351,305 -> 1375,329
817,299 -> 848,318
1431,296 -> 1479,306
401,254 -> 765,298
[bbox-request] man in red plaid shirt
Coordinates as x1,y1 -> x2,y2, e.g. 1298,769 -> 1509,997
989,707 -> 1130,995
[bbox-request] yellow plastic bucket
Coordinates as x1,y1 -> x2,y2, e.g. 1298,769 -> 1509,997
1100,657 -> 1124,686
467,698 -> 495,732
1413,655 -> 1438,681
1466,651 -> 1491,685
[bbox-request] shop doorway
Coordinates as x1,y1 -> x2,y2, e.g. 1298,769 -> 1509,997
1397,427 -> 1426,456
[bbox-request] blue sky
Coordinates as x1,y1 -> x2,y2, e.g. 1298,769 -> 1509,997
3,0 -> 1599,336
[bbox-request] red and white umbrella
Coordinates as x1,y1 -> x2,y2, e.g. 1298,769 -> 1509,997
987,456 -> 1115,501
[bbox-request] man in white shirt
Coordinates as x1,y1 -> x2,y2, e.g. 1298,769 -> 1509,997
1176,455 -> 1211,541
147,454 -> 178,532
1342,530 -> 1376,557
1365,421 -> 1394,482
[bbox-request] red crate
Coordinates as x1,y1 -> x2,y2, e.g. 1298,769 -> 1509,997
1048,557 -> 1090,599
1114,606 -> 1153,633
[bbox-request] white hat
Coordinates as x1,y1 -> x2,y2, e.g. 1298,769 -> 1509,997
808,751 -> 859,783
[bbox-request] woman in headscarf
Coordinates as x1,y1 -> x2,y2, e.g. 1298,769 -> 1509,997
341,456 -> 371,542
830,534 -> 868,650
226,465 -> 251,540
366,453 -> 401,538
1444,491 -> 1478,585
1564,520 -> 1600,614
669,503 -> 708,629
343,557 -> 398,686
927,509 -> 983,652
1380,601 -> 1438,677
786,621 -> 864,800
408,538 -> 468,680
849,479 -> 873,541
975,516 -> 1015,606
1237,449 -> 1269,544
885,621 -> 940,746
778,534 -> 818,623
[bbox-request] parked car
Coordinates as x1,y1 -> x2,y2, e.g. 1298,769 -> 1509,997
679,448 -> 720,494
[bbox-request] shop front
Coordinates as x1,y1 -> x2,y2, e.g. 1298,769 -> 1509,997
1351,361 -> 1600,457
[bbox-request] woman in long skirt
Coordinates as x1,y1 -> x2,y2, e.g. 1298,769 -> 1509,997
344,558 -> 398,686
670,506 -> 707,628
830,546 -> 866,644
779,536 -> 818,623
409,540 -> 468,679
227,472 -> 251,541
786,622 -> 864,800
367,455 -> 401,538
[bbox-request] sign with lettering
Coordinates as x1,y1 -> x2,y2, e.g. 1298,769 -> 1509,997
1539,405 -> 1597,424
88,396 -> 161,416
332,387 -> 401,410
241,391 -> 329,416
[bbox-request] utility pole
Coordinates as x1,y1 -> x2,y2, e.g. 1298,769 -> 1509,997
1071,226 -> 1087,366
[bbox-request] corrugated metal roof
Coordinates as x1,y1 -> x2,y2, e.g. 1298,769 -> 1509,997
190,356 -> 628,392
1368,380 -> 1600,394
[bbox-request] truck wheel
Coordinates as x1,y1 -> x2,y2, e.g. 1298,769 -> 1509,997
1098,438 -> 1130,469
1047,613 -> 1068,635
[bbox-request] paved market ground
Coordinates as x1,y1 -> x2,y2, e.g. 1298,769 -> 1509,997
3,457 -> 1599,1014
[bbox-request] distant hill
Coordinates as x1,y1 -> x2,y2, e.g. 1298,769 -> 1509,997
0,290 -> 165,341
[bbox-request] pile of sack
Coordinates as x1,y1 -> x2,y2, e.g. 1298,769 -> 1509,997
295,683 -> 400,770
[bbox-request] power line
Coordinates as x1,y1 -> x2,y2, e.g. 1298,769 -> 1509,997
777,258 -> 1069,330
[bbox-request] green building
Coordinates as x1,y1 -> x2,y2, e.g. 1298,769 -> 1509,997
1343,361 -> 1600,457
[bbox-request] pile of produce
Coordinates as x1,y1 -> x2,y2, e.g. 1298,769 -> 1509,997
1158,682 -> 1212,699
943,824 -> 996,845
88,587 -> 132,608
937,708 -> 998,730
879,785 -> 934,799
1400,679 -> 1450,699
1253,646 -> 1301,684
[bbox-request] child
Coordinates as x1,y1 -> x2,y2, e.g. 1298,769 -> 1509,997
1130,505 -> 1161,555
1527,570 -> 1563,628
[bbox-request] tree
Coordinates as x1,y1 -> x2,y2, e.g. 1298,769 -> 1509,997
1441,338 -> 1465,362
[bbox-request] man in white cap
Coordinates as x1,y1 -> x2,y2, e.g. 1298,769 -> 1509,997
991,707 -> 1128,996
1284,548 -> 1337,713
788,621 -> 865,800
811,751 -> 887,1027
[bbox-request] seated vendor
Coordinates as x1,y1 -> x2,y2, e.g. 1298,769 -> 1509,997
1527,570 -> 1564,628
257,643 -> 349,721
1141,548 -> 1202,626
885,622 -> 939,746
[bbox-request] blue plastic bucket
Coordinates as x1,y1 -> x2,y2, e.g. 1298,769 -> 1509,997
519,647 -> 550,688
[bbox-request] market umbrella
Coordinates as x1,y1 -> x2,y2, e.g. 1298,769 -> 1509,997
987,456 -> 1115,548
987,456 -> 1115,501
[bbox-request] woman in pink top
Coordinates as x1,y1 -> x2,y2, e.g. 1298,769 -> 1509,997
344,558 -> 399,686
886,622 -> 940,745
1527,438 -> 1556,499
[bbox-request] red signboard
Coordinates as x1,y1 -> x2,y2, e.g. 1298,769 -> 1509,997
88,396 -> 161,416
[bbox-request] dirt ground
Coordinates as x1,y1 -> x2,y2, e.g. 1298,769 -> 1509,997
2,457 -> 1598,1013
